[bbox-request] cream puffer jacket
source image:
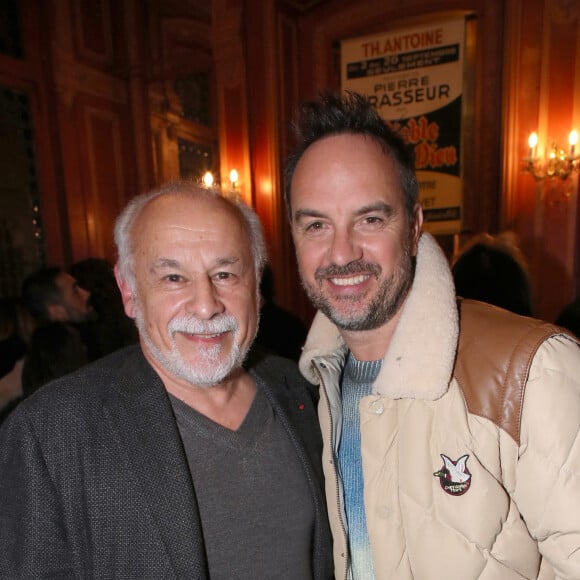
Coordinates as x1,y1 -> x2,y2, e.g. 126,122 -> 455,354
299,233 -> 580,580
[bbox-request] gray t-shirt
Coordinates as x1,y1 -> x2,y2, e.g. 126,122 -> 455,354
170,379 -> 315,579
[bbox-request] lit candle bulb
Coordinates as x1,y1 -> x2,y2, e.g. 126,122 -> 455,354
202,171 -> 214,188
229,169 -> 239,189
528,132 -> 538,158
569,130 -> 578,158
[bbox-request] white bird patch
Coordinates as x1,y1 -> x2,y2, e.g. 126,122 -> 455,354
433,453 -> 472,496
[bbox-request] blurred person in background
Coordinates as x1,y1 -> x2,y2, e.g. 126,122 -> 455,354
451,231 -> 533,316
0,297 -> 34,422
70,257 -> 138,360
21,266 -> 95,325
20,266 -> 95,393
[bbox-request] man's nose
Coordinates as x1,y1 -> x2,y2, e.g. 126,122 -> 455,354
184,277 -> 225,319
328,227 -> 363,266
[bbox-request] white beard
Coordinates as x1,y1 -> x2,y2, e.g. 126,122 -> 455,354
134,310 -> 248,388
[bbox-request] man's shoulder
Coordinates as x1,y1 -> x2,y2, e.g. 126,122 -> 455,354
454,299 -> 577,444
456,299 -> 562,362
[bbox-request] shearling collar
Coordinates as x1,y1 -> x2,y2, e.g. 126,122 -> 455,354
299,232 -> 459,401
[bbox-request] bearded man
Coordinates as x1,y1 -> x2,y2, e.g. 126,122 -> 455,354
285,92 -> 580,580
0,182 -> 333,580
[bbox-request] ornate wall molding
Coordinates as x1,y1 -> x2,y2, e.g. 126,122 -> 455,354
53,46 -> 128,106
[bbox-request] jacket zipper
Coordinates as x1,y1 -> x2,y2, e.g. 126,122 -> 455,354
314,363 -> 350,580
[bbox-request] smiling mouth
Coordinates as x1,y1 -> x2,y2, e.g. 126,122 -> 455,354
179,331 -> 226,340
329,274 -> 371,287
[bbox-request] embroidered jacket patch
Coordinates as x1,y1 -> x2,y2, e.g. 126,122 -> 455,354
433,453 -> 472,496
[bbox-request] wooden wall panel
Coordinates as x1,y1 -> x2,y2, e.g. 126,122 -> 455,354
503,0 -> 580,321
73,0 -> 115,66
72,96 -> 132,262
276,7 -> 317,322
149,3 -> 218,192
0,0 -> 68,275
211,0 -> 251,204
242,0 -> 282,261
48,0 -> 145,266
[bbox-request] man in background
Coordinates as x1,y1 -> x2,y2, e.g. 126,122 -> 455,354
21,265 -> 95,325
70,257 -> 139,359
285,91 -> 580,579
0,182 -> 332,579
19,266 -> 95,394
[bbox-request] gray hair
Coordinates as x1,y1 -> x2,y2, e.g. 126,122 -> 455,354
114,181 -> 268,292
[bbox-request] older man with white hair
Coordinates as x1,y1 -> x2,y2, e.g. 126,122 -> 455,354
0,181 -> 333,580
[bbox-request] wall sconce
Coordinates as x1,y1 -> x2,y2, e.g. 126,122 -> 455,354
229,169 -> 239,190
202,171 -> 214,188
524,130 -> 579,181
200,169 -> 241,201
226,169 -> 240,201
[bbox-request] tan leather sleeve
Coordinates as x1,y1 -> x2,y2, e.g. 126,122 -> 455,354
454,299 -> 560,444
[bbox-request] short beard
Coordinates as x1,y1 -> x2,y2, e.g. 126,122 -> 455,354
302,240 -> 415,332
134,309 -> 250,388
63,302 -> 97,324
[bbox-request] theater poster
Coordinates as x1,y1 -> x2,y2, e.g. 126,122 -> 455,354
341,18 -> 468,235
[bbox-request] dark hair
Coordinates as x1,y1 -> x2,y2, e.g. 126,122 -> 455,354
70,257 -> 139,358
452,232 -> 533,317
284,91 -> 419,219
69,257 -> 117,314
555,298 -> 580,337
21,267 -> 64,323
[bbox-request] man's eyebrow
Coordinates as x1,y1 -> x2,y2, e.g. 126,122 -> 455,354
293,208 -> 327,222
214,256 -> 239,267
355,202 -> 394,217
293,202 -> 394,222
151,258 -> 180,271
149,256 -> 240,271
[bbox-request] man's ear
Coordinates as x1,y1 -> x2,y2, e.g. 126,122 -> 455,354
410,202 -> 424,256
114,264 -> 136,319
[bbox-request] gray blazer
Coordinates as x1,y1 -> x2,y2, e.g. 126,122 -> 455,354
0,345 -> 333,579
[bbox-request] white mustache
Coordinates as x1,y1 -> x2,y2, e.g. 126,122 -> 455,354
168,314 -> 238,336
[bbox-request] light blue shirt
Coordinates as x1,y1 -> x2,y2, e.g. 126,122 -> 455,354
337,353 -> 381,579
